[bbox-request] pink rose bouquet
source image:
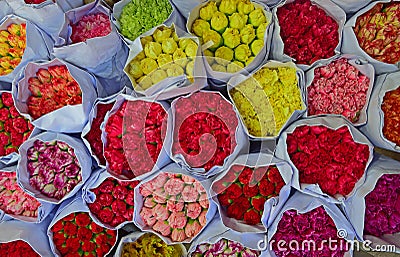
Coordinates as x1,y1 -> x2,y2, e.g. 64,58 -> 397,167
307,57 -> 373,124
135,166 -> 215,243
70,12 -> 111,43
191,238 -> 260,257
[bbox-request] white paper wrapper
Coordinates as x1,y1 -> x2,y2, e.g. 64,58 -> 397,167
341,0 -> 400,75
271,0 -> 346,70
101,94 -> 171,181
227,61 -> 307,140
0,15 -> 52,84
188,213 -> 265,255
82,168 -> 138,230
262,191 -> 355,257
0,217 -> 53,256
123,23 -> 207,100
210,153 -> 293,233
12,58 -> 98,133
171,0 -> 204,19
4,0 -> 66,45
305,54 -> 375,126
344,154 -> 400,252
187,0 -> 273,84
56,0 -> 86,12
275,116 -> 374,203
169,90 -> 249,178
47,194 -> 118,257
112,0 -> 185,45
53,1 -> 127,80
114,231 -> 188,257
331,0 -> 372,14
0,1 -> 12,20
133,163 -> 218,244
81,89 -> 123,168
360,70 -> 400,153
0,164 -> 55,223
16,132 -> 92,204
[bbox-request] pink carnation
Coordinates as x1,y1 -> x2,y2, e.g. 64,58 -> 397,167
167,211 -> 187,229
70,12 -> 112,43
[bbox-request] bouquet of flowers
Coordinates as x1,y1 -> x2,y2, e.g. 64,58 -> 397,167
102,95 -> 170,180
306,55 -> 374,125
134,164 -> 216,244
271,0 -> 345,68
211,153 -> 293,232
17,132 -> 92,204
0,240 -> 40,256
275,116 -> 373,200
115,231 -> 187,257
170,91 -> 247,177
229,61 -> 306,139
83,169 -> 139,229
13,58 -> 97,133
48,195 -> 117,257
0,22 -> 26,76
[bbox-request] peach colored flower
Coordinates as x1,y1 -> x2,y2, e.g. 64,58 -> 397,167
185,220 -> 202,238
153,188 -> 167,204
199,193 -> 210,209
140,207 -> 156,226
153,220 -> 171,236
167,196 -> 184,213
171,228 -> 187,242
182,185 -> 199,203
152,203 -> 169,221
182,174 -> 196,184
167,211 -> 187,229
199,210 -> 207,227
186,202 -> 202,219
164,178 -> 185,196
140,184 -> 152,197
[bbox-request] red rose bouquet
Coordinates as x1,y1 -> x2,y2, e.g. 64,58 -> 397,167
83,101 -> 114,166
0,170 -> 42,221
276,116 -> 373,199
307,57 -> 373,124
0,240 -> 39,257
103,96 -> 168,180
50,212 -> 117,257
275,0 -> 344,65
171,91 -> 243,176
212,160 -> 287,229
136,166 -> 214,243
381,85 -> 400,147
0,92 -> 33,160
84,171 -> 139,229
70,12 -> 111,43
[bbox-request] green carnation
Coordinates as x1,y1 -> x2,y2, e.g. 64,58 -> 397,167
157,54 -> 173,67
246,56 -> 255,66
165,63 -> 184,77
211,12 -> 228,34
229,13 -> 248,30
199,1 -> 218,21
215,46 -> 234,65
144,42 -> 162,59
185,40 -> 198,58
240,24 -> 256,44
202,30 -> 223,51
203,49 -> 215,65
140,58 -> 158,75
257,23 -> 268,39
251,39 -> 264,56
235,44 -> 251,62
150,69 -> 167,84
173,48 -> 188,67
162,38 -> 178,54
222,28 -> 241,49
248,8 -> 266,27
192,19 -> 211,37
219,0 -> 237,15
128,59 -> 143,79
179,38 -> 192,50
237,0 -> 255,14
153,27 -> 172,43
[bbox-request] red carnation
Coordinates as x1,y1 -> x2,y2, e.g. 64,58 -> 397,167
225,183 -> 242,200
111,199 -> 127,215
252,197 -> 267,212
63,222 -> 77,236
81,241 -> 96,252
113,184 -> 128,200
238,167 -> 253,185
259,179 -> 275,197
51,221 -> 64,233
267,167 -> 283,183
243,209 -> 262,225
227,202 -> 246,220
243,184 -> 259,198
77,227 -> 93,241
1,93 -> 14,107
218,193 -> 231,206
98,179 -> 115,193
75,213 -> 91,227
97,193 -> 114,206
98,208 -> 114,224
65,237 -> 80,252
90,221 -> 104,234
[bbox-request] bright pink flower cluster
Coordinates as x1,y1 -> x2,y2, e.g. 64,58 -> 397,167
172,92 -> 238,171
272,207 -> 348,257
71,13 -> 112,43
308,58 -> 370,122
104,100 -> 167,179
0,171 -> 41,218
139,172 -> 209,242
287,125 -> 370,196
364,174 -> 400,237
88,177 -> 139,228
191,238 -> 260,257
27,140 -> 82,200
0,92 -> 33,156
277,0 -> 339,65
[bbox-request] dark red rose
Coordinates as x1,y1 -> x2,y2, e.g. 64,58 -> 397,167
77,227 -> 93,241
51,220 -> 64,233
63,222 -> 77,236
8,106 -> 20,118
65,237 -> 81,252
98,208 -> 114,224
225,183 -> 242,200
53,231 -> 66,247
95,233 -> 108,245
290,151 -> 310,171
97,193 -> 114,206
89,202 -> 102,214
81,241 -> 96,252
75,213 -> 91,227
90,221 -> 104,233
252,197 -> 267,212
218,193 -> 231,206
111,199 -> 127,214
267,167 -> 283,183
236,196 -> 251,210
243,209 -> 262,225
113,184 -> 128,200
227,202 -> 246,220
259,179 -> 275,197
65,252 -> 81,257
111,215 -> 126,227
63,213 -> 75,221
286,134 -> 298,154
243,184 -> 259,198
58,245 -> 69,255
238,167 -> 253,185
98,179 -> 115,193
10,131 -> 23,147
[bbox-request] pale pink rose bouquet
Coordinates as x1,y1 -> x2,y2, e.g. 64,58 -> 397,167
134,164 -> 216,244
